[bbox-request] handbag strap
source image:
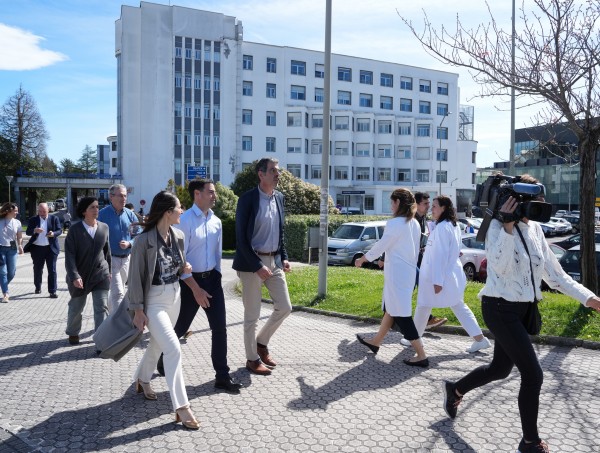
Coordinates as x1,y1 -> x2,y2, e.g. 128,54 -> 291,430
514,223 -> 538,304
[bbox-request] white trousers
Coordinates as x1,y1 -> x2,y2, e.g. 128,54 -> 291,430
108,255 -> 130,313
133,282 -> 188,411
414,302 -> 483,338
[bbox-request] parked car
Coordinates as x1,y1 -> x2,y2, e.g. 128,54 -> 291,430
558,244 -> 600,283
562,215 -> 580,232
554,210 -> 568,218
327,220 -> 387,266
540,222 -> 557,237
460,233 -> 486,281
548,217 -> 572,235
55,198 -> 66,210
339,207 -> 362,215
554,231 -> 600,250
46,201 -> 55,212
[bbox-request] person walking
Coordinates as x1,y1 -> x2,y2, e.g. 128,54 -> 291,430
414,196 -> 491,353
442,175 -> 600,453
26,202 -> 62,298
129,191 -> 200,430
354,188 -> 429,367
64,197 -> 110,345
0,203 -> 24,303
233,158 -> 293,376
98,184 -> 138,313
156,179 -> 242,394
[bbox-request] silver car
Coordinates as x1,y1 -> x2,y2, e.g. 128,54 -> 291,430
327,221 -> 387,266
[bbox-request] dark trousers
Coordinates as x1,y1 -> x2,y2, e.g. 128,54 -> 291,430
392,316 -> 420,341
30,245 -> 58,294
455,296 -> 543,442
175,271 -> 229,380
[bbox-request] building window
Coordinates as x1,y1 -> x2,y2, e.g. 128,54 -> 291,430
380,96 -> 393,110
338,67 -> 352,81
311,165 -> 322,179
213,132 -> 219,147
194,132 -> 201,146
266,111 -> 276,126
334,141 -> 349,155
419,101 -> 431,114
378,120 -> 392,134
184,102 -> 191,117
417,147 -> 431,159
337,90 -> 351,105
356,167 -> 370,180
266,57 -> 276,73
185,73 -> 191,89
360,70 -> 373,85
311,140 -> 323,154
437,103 -> 448,116
437,127 -> 449,140
203,131 -> 210,146
287,112 -> 302,127
335,116 -> 349,130
243,81 -> 253,96
194,103 -> 201,118
213,104 -> 220,119
380,73 -> 393,87
243,54 -> 253,70
437,149 -> 448,161
204,75 -> 211,90
174,102 -> 182,117
287,138 -> 302,153
416,169 -> 430,182
312,114 -> 323,128
378,168 -> 392,181
315,63 -> 324,78
194,75 -> 201,89
242,109 -> 252,125
266,137 -> 276,152
438,82 -> 449,95
204,42 -> 211,60
400,98 -> 412,112
378,145 -> 392,158
334,166 -> 349,180
400,76 -> 413,90
417,124 -> 431,137
185,48 -> 192,59
184,131 -> 191,145
419,79 -> 431,93
397,147 -> 411,159
175,46 -> 182,58
356,143 -> 370,157
195,49 -> 201,60
472,151 -> 477,164
436,170 -> 448,183
266,83 -> 276,98
174,131 -> 181,145
291,85 -> 306,100
365,196 -> 374,211
242,136 -> 252,151
175,72 -> 182,88
397,169 -> 411,182
291,60 -> 306,75
315,87 -> 324,102
357,118 -> 370,132
359,93 -> 372,108
203,103 -> 210,119
288,164 -> 301,178
398,122 -> 411,135
213,76 -> 220,91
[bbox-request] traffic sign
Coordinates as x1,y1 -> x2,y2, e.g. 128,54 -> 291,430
187,165 -> 207,181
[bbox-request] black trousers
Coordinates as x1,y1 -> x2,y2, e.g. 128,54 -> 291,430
175,270 -> 230,380
455,296 -> 543,442
30,245 -> 58,294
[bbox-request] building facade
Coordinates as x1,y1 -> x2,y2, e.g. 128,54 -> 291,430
116,2 -> 477,213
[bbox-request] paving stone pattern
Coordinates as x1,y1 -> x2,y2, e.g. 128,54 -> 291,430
0,255 -> 599,452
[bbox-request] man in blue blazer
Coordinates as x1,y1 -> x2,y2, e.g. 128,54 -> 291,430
233,158 -> 293,376
26,202 -> 62,298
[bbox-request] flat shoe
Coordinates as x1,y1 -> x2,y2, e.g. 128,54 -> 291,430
356,334 -> 379,355
403,358 -> 429,368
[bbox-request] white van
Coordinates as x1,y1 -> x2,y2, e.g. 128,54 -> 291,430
327,220 -> 387,266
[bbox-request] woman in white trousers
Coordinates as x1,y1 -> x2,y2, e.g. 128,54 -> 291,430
415,196 -> 491,353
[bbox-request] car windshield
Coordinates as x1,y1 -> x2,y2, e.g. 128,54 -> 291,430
560,250 -> 581,266
332,225 -> 364,239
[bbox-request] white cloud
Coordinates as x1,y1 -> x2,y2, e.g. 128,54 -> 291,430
0,23 -> 68,70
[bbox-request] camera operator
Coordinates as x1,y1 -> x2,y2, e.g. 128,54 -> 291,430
442,174 -> 600,453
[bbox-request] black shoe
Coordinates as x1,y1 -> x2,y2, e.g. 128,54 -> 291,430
214,377 -> 243,394
442,380 -> 462,419
517,438 -> 550,453
49,293 -> 57,299
403,357 -> 429,368
356,334 -> 380,355
35,289 -> 41,294
157,354 -> 165,377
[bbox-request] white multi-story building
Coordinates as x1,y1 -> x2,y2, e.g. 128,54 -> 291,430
116,2 -> 477,214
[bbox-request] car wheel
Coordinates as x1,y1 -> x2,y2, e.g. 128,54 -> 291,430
463,263 -> 476,281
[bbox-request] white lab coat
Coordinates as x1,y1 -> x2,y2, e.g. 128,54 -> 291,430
417,220 -> 466,308
364,216 -> 420,317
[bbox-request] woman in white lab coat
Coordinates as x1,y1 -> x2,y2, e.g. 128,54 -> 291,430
355,188 -> 429,367
414,196 -> 491,353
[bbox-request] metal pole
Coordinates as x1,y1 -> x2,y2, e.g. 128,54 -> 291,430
318,0 -> 332,297
438,113 -> 449,195
509,0 -> 516,175
5,176 -> 13,203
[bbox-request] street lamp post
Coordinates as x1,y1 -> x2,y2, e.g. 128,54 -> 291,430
5,176 -> 13,203
438,112 -> 451,195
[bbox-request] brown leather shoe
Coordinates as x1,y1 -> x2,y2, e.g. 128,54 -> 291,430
257,344 -> 277,368
246,359 -> 272,375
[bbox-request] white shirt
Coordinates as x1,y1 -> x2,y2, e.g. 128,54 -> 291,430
175,204 -> 222,279
83,221 -> 98,239
33,217 -> 50,246
0,218 -> 21,247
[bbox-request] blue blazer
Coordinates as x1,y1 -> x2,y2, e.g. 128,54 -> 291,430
26,215 -> 62,255
232,187 -> 288,273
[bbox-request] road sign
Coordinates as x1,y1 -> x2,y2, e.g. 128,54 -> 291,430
187,165 -> 207,181
341,190 -> 365,195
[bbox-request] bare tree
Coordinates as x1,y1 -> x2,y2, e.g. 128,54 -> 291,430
400,0 -> 600,292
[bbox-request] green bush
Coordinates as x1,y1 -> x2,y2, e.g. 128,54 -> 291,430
222,216 -> 236,250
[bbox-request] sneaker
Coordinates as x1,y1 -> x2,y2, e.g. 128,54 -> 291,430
400,338 -> 411,347
442,380 -> 462,419
466,337 -> 492,353
517,438 -> 550,452
0,295 -> 8,303
426,316 -> 448,330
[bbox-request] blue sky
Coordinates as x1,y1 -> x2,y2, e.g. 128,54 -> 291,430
0,0 -> 530,167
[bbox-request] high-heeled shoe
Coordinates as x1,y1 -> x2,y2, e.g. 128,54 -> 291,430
135,379 -> 157,400
175,405 -> 200,430
356,334 -> 380,355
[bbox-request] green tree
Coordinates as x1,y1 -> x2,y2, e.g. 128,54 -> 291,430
77,145 -> 98,175
165,179 -> 238,219
59,158 -> 79,174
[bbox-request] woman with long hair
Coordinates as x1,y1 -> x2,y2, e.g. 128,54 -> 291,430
355,188 -> 429,367
128,191 -> 200,430
414,196 -> 491,352
0,202 -> 24,303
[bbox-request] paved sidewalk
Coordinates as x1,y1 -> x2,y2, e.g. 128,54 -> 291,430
0,255 -> 599,452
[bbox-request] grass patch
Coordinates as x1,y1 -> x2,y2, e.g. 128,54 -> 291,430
277,266 -> 600,342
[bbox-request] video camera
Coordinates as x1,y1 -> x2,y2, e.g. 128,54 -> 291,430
474,174 -> 552,242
